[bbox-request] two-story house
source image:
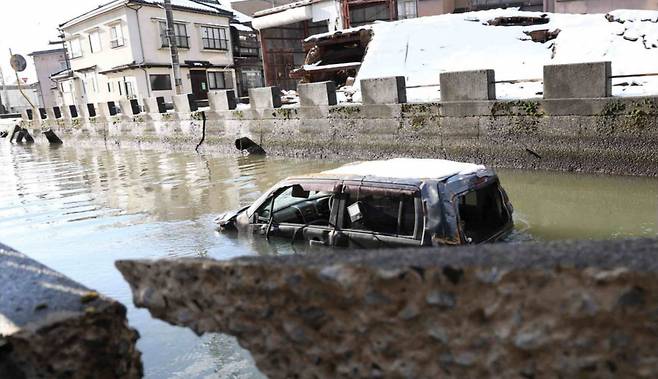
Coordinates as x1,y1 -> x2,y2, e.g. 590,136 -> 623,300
54,0 -> 238,107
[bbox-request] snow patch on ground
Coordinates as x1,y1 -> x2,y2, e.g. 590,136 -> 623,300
345,9 -> 658,102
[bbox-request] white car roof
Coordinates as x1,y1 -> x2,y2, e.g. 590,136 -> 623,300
320,158 -> 485,180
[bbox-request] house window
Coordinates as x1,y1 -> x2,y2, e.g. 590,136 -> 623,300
208,71 -> 233,90
69,38 -> 82,58
110,24 -> 125,48
159,21 -> 189,48
397,0 -> 417,19
88,30 -> 102,53
125,81 -> 135,98
201,26 -> 228,50
150,74 -> 172,91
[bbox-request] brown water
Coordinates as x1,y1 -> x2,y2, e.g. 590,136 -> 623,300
1,142 -> 656,378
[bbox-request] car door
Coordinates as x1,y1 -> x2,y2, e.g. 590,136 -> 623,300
333,183 -> 424,248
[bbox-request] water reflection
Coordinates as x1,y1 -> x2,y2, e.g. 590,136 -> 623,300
0,142 -> 657,377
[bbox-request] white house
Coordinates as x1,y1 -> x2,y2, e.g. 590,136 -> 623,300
54,0 -> 238,107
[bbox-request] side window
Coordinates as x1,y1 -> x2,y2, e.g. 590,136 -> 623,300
255,187 -> 293,221
343,192 -> 416,236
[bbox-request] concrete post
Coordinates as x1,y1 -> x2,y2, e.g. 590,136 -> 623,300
439,69 -> 496,101
298,81 -> 337,106
144,97 -> 165,114
20,109 -> 31,122
249,87 -> 282,109
46,107 -> 57,121
118,99 -> 135,119
76,103 -> 89,120
173,94 -> 195,113
208,90 -> 237,111
543,62 -> 612,99
94,102 -> 111,120
86,103 -> 96,118
360,77 -> 407,105
61,104 -> 73,120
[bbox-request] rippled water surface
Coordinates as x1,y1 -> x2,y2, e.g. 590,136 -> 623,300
1,142 -> 657,377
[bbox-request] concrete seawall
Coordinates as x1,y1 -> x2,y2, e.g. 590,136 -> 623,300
0,243 -> 142,378
15,62 -> 658,176
117,238 -> 658,378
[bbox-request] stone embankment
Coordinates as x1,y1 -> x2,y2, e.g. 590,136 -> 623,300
0,243 -> 142,378
117,238 -> 658,378
16,61 -> 658,176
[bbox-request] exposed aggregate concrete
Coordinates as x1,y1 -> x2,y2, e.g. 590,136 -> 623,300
0,243 -> 142,379
117,238 -> 658,378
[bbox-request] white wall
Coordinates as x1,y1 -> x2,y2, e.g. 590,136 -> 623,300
59,3 -> 235,105
137,5 -> 234,67
31,51 -> 68,107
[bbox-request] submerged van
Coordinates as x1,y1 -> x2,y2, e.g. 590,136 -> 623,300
216,158 -> 514,248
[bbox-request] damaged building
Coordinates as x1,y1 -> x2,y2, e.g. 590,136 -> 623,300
250,0 -> 400,90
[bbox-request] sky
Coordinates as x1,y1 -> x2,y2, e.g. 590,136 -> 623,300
0,0 -> 102,83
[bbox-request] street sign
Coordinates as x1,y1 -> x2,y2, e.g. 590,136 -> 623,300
10,54 -> 27,72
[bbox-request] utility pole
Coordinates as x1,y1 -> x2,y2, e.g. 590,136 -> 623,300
0,65 -> 10,113
164,0 -> 183,95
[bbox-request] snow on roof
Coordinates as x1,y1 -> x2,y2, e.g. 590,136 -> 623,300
320,158 -> 485,180
231,23 -> 254,32
345,9 -> 658,102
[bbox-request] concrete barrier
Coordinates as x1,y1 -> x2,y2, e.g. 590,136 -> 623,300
249,87 -> 282,109
208,90 -> 237,111
360,76 -> 406,105
144,97 -> 165,114
0,243 -> 142,377
544,61 -> 612,99
94,102 -> 110,120
298,81 -> 337,106
62,105 -> 73,120
107,101 -> 118,116
86,104 -> 96,118
173,94 -> 198,113
20,109 -> 30,122
440,69 -> 496,101
52,106 -> 62,119
119,99 -> 133,118
117,238 -> 658,378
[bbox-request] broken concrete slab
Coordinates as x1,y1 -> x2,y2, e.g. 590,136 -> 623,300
0,243 -> 142,378
117,238 -> 658,378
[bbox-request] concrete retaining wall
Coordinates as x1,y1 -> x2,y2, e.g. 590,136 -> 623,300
18,61 -> 658,176
116,238 -> 658,378
0,243 -> 142,378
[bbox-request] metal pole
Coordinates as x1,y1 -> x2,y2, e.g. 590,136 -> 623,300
0,66 -> 10,112
164,0 -> 183,95
9,49 -> 37,115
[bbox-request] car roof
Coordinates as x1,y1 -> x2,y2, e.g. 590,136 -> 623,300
291,158 -> 486,183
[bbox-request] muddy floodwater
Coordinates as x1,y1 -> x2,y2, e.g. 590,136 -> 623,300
1,142 -> 657,378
